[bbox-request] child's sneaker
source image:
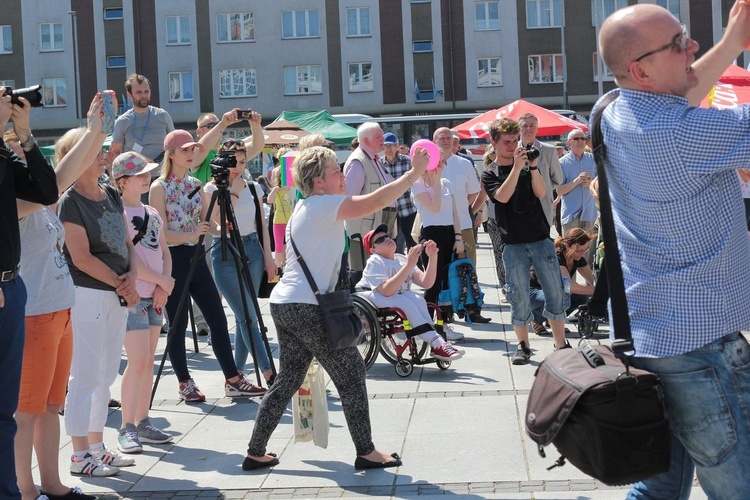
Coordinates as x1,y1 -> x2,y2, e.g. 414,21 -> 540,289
178,378 -> 206,403
432,343 -> 463,361
225,374 -> 267,398
117,424 -> 143,454
70,453 -> 119,477
137,418 -> 173,444
90,446 -> 135,467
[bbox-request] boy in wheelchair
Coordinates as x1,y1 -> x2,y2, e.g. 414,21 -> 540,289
355,224 -> 463,362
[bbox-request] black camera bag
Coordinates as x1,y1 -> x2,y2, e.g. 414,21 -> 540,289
525,90 -> 671,486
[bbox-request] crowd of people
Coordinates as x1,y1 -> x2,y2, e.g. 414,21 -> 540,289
4,3 -> 750,497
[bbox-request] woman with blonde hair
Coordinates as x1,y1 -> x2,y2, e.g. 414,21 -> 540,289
243,145 -> 427,471
149,130 -> 264,402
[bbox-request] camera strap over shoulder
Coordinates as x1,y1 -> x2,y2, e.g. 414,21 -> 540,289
246,181 -> 265,249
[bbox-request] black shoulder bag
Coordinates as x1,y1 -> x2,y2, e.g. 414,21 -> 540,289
288,217 -> 363,350
525,91 -> 671,486
246,182 -> 277,298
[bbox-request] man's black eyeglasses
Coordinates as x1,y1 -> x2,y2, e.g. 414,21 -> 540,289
371,234 -> 390,247
202,122 -> 219,129
634,25 -> 688,63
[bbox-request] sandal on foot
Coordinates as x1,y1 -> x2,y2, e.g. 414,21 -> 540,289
242,453 -> 279,471
354,452 -> 402,470
531,322 -> 550,336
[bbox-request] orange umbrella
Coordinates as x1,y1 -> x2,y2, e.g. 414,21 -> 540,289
452,99 -> 588,140
700,82 -> 750,109
717,65 -> 750,86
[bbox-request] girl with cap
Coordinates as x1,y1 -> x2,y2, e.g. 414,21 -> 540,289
149,129 -> 265,403
356,225 -> 463,362
243,145 -> 427,472
112,151 -> 175,454
57,94 -> 143,476
203,139 -> 276,384
15,93 -> 110,497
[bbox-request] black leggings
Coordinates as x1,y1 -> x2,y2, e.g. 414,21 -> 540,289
419,224 -> 454,306
166,245 -> 237,381
247,302 -> 374,457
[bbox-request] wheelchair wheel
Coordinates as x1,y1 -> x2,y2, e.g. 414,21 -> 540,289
436,360 -> 451,370
352,295 -> 380,370
395,359 -> 413,377
380,333 -> 429,366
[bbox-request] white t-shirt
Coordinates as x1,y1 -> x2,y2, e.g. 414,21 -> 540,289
270,194 -> 347,305
357,253 -> 413,293
411,177 -> 455,227
443,154 -> 480,230
204,181 -> 264,236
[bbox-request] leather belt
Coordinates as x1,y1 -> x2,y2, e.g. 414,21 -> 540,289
382,207 -> 397,213
1,267 -> 19,282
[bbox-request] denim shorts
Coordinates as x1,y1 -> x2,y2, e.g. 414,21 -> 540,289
126,298 -> 162,331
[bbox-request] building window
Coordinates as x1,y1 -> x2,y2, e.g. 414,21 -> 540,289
168,72 -> 193,101
591,0 -> 627,25
217,12 -> 255,42
413,40 -> 433,53
106,56 -> 126,68
40,22 -> 63,52
282,10 -> 319,39
526,0 -> 562,28
346,7 -> 371,37
592,52 -> 614,82
528,54 -> 563,84
104,8 -> 124,20
41,78 -> 66,106
0,26 -> 12,54
219,68 -> 257,98
284,65 -> 322,95
414,79 -> 435,103
411,0 -> 430,3
477,57 -> 502,87
475,2 -> 500,31
656,0 -> 680,18
167,16 -> 191,45
348,62 -> 373,92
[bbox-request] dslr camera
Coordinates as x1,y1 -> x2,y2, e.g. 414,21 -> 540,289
210,150 -> 236,187
2,85 -> 44,108
523,144 -> 540,161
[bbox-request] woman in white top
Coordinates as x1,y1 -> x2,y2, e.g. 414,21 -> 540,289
243,145 -> 427,471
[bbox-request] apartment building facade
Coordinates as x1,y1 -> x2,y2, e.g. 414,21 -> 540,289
0,0 -> 737,139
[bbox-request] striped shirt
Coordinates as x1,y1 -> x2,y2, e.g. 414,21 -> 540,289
598,88 -> 750,358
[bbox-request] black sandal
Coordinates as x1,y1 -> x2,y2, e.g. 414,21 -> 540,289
531,322 -> 550,336
354,452 -> 402,470
242,453 -> 279,471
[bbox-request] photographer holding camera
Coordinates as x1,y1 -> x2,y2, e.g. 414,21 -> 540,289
0,86 -> 58,498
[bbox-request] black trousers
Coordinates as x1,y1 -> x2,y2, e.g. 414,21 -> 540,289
419,224 -> 454,306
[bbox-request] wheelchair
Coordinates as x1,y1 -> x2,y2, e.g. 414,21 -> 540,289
352,294 -> 452,377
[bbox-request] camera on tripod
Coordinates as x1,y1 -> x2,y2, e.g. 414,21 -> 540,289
210,150 -> 237,186
2,85 -> 44,108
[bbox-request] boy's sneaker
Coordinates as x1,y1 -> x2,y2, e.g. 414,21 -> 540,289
117,424 -> 143,454
444,324 -> 464,341
70,453 -> 119,477
225,374 -> 267,398
40,486 -> 97,500
511,341 -> 532,365
90,446 -> 135,467
432,343 -> 463,362
137,418 -> 173,444
178,378 -> 206,403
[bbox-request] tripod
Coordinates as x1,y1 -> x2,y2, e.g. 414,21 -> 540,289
150,170 -> 276,407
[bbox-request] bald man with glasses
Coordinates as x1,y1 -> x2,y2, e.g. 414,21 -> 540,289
596,3 -> 750,498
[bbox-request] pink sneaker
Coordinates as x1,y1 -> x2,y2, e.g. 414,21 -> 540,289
432,343 -> 463,362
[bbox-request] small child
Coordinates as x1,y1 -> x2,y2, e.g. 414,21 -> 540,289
356,224 -> 463,362
112,152 -> 176,453
266,166 -> 293,269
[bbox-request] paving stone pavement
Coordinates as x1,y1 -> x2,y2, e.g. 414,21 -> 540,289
37,232 -> 709,499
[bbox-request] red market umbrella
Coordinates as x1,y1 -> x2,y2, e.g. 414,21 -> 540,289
717,65 -> 750,86
700,82 -> 750,109
453,99 -> 588,140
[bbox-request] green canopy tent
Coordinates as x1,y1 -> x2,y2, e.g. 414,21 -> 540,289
272,110 -> 357,147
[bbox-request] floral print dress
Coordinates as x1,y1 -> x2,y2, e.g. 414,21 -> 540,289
157,173 -> 203,246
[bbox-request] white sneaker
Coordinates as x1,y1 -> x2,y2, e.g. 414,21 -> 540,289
90,446 -> 135,467
70,453 -> 119,477
444,324 -> 464,341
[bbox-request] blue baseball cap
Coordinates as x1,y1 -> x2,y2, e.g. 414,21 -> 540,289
383,132 -> 398,145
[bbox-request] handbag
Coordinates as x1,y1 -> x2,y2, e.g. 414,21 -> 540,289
292,360 -> 329,448
247,182 -> 277,299
525,90 -> 671,486
288,218 -> 363,350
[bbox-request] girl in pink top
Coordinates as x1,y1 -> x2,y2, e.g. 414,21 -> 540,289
112,152 -> 175,453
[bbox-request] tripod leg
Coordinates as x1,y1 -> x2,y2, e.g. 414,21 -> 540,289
188,300 -> 199,353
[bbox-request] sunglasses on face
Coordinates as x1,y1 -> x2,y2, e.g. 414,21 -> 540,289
634,24 -> 689,62
371,234 -> 391,247
569,137 -> 586,141
202,122 -> 219,129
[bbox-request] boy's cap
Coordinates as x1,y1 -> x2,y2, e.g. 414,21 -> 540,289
362,224 -> 389,255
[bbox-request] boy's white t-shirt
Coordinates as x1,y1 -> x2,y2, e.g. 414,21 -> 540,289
411,177 -> 455,227
270,194 -> 347,305
357,253 -> 413,293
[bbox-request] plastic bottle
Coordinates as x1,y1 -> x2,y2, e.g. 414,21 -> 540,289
563,277 -> 571,294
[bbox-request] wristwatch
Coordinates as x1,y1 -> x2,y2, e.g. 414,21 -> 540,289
20,135 -> 36,152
